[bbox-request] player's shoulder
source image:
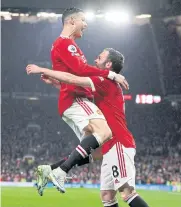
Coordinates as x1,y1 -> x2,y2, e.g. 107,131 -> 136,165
103,78 -> 123,93
89,76 -> 106,84
91,76 -> 113,84
53,37 -> 78,51
98,77 -> 117,86
91,76 -> 118,89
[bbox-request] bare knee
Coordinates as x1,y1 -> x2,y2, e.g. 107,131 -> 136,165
84,119 -> 112,144
101,190 -> 117,206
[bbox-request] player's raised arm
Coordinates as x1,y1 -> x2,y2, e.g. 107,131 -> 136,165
54,40 -> 129,89
26,64 -> 91,88
26,64 -> 128,90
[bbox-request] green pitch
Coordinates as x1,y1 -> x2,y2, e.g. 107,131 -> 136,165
1,187 -> 181,207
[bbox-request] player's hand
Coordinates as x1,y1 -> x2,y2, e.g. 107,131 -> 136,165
40,74 -> 54,85
114,74 -> 129,90
26,64 -> 43,75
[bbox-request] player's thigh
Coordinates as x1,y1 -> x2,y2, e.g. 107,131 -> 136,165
63,98 -> 106,134
106,142 -> 136,191
85,118 -> 111,137
62,116 -> 84,141
100,156 -> 115,192
122,145 -> 136,189
100,156 -> 117,202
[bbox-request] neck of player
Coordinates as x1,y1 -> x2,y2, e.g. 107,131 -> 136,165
61,26 -> 76,40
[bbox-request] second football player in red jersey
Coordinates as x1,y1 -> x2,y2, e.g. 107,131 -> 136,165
35,8 -> 129,195
26,48 -> 149,207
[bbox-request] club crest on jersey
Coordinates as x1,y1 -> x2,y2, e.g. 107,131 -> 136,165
68,45 -> 77,53
97,109 -> 103,115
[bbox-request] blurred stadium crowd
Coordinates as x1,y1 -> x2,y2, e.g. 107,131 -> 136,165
1,99 -> 181,187
1,12 -> 181,189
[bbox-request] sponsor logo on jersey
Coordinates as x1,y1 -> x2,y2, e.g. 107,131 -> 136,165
81,55 -> 86,63
71,52 -> 80,57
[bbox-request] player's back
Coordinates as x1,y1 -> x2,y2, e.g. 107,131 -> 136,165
89,76 -> 136,154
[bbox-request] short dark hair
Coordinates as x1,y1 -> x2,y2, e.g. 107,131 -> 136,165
62,7 -> 83,24
105,48 -> 124,74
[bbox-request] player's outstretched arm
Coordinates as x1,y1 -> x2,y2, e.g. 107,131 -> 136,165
26,64 -> 129,90
56,40 -> 129,90
26,64 -> 91,88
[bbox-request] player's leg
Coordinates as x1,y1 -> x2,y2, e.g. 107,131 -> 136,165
35,115 -> 80,195
37,144 -> 102,195
100,155 -> 120,207
60,118 -> 112,173
118,183 -> 149,207
108,143 -> 149,207
101,190 -> 118,207
48,98 -> 112,192
35,128 -> 92,195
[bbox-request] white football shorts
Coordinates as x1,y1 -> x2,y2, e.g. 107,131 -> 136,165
100,142 -> 136,191
62,97 -> 106,141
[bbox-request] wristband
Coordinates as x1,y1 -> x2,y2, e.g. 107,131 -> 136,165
108,71 -> 116,80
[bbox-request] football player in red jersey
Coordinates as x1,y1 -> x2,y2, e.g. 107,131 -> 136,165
26,48 -> 149,207
37,7 -> 128,193
31,7 -> 129,195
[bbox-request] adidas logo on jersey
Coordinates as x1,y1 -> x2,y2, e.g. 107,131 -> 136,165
115,179 -> 120,184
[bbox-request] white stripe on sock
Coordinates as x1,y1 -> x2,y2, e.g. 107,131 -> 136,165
76,147 -> 86,158
127,194 -> 139,204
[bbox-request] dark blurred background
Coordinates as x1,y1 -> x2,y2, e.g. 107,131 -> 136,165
1,0 -> 181,185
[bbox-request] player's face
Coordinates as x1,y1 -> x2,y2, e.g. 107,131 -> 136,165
95,51 -> 111,69
73,12 -> 87,38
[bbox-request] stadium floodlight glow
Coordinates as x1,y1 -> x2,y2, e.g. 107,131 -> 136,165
85,12 -> 95,20
105,11 -> 130,23
37,12 -> 49,17
0,11 -> 10,16
37,12 -> 58,18
96,13 -> 104,18
49,13 -> 57,17
11,13 -> 20,17
136,14 -> 151,19
28,97 -> 39,100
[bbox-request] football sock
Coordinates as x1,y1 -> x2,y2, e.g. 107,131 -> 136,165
126,194 -> 149,207
104,203 -> 119,207
50,157 -> 68,170
77,156 -> 90,166
102,199 -> 119,207
60,134 -> 100,173
51,153 -> 92,171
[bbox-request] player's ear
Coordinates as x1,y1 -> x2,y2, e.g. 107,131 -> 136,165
70,16 -> 75,25
106,61 -> 112,69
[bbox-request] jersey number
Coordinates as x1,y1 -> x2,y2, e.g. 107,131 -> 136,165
112,165 -> 119,178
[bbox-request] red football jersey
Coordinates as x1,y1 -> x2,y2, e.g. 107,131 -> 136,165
51,36 -> 109,115
88,76 -> 136,154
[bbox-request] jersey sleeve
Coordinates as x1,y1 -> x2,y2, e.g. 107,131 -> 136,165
88,76 -> 109,96
55,39 -> 114,78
